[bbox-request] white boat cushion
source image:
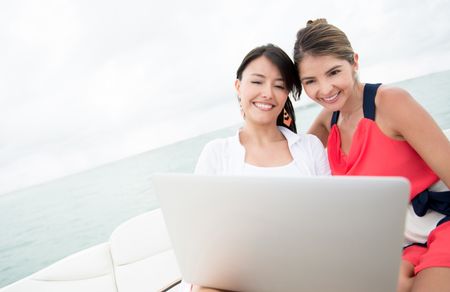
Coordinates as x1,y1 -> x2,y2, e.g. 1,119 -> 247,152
114,249 -> 180,292
110,209 -> 174,266
110,208 -> 181,292
1,274 -> 117,292
32,242 -> 114,281
1,243 -> 117,292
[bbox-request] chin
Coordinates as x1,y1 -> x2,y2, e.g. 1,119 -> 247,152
318,98 -> 344,111
318,102 -> 338,111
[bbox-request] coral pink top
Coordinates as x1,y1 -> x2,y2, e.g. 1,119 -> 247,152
327,83 -> 439,201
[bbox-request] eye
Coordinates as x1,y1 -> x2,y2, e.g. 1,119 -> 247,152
329,69 -> 340,76
303,80 -> 314,85
251,80 -> 262,84
275,84 -> 286,90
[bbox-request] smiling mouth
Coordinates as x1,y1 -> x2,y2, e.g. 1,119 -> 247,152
253,102 -> 274,110
321,92 -> 339,103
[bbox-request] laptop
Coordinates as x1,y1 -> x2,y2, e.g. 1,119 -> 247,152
153,174 -> 409,292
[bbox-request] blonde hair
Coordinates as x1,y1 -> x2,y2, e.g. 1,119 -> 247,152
293,19 -> 355,67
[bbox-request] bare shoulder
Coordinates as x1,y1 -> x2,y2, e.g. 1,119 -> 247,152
319,107 -> 334,122
374,85 -> 423,125
312,108 -> 334,130
374,85 -> 441,138
308,108 -> 334,147
374,85 -> 450,187
375,85 -> 414,109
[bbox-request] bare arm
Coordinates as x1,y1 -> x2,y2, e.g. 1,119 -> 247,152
376,87 -> 450,188
191,286 -> 235,292
307,109 -> 333,148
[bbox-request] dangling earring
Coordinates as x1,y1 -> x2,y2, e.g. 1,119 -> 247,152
239,103 -> 245,120
283,108 -> 292,127
354,70 -> 359,82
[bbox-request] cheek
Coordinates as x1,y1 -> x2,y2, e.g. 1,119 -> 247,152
302,85 -> 316,99
279,92 -> 289,103
238,89 -> 250,102
337,72 -> 354,85
239,86 -> 255,100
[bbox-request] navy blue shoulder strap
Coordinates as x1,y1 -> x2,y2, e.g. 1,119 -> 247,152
362,83 -> 382,120
330,111 -> 340,127
330,83 -> 382,127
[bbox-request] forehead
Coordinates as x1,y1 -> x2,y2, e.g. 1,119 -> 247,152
298,54 -> 348,73
242,56 -> 283,78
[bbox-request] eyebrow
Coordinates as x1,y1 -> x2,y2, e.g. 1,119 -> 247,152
300,65 -> 343,81
250,73 -> 284,81
326,65 -> 342,74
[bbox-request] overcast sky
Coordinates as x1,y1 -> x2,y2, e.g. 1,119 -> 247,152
1,0 -> 450,195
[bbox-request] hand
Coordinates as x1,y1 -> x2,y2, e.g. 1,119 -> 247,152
397,260 -> 415,292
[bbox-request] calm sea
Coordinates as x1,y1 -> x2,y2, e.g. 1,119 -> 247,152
1,70 -> 449,287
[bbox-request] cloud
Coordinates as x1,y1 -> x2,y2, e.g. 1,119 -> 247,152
1,0 -> 450,194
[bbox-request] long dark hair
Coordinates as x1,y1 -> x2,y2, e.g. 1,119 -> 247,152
236,44 -> 301,133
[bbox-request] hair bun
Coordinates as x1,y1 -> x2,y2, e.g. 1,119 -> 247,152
306,18 -> 328,26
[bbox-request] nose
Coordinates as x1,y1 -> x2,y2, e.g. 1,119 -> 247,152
261,82 -> 274,99
317,81 -> 334,97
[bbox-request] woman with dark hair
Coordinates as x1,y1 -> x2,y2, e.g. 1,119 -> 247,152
235,43 -> 300,134
184,44 -> 330,292
194,43 -> 329,177
293,19 -> 450,292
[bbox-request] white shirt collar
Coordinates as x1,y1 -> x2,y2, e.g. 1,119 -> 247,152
233,126 -> 301,147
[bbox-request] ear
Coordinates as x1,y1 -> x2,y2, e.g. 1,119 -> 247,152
235,79 -> 242,101
353,53 -> 359,71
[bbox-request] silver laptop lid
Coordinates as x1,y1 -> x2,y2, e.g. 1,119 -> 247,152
153,174 -> 409,292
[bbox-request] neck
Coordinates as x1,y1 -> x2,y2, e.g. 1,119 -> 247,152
339,81 -> 364,119
240,123 -> 285,146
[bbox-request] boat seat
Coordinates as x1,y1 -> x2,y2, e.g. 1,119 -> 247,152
109,208 -> 181,292
0,209 -> 181,292
0,242 -> 117,292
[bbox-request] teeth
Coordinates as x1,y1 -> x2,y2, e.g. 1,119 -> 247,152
254,102 -> 273,110
323,92 -> 339,102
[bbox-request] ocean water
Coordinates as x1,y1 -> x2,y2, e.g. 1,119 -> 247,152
1,70 -> 449,287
